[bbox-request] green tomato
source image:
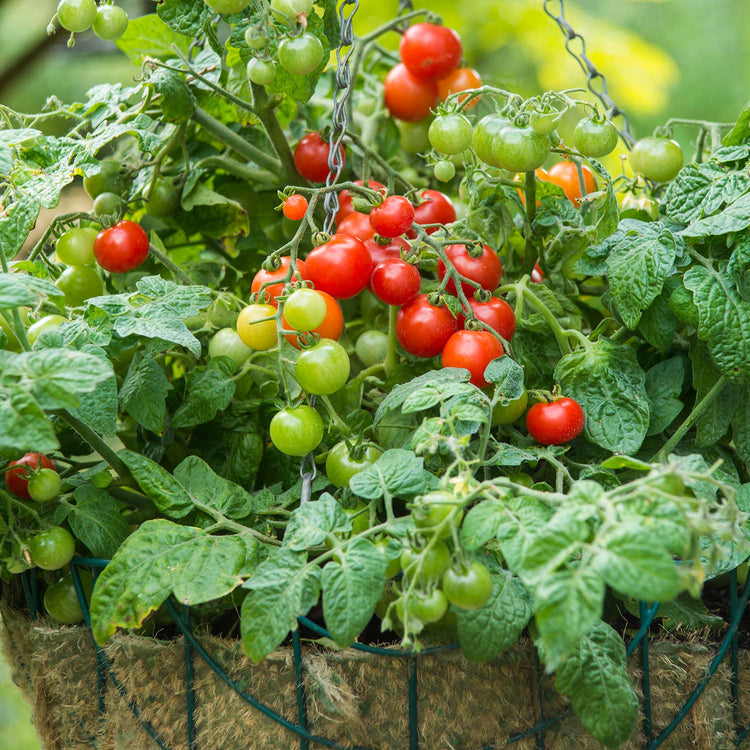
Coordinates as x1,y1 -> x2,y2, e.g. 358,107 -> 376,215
0,309 -> 29,352
412,491 -> 463,540
411,588 -> 449,624
491,388 -> 528,425
83,159 -> 126,199
400,540 -> 451,584
493,125 -> 551,173
57,0 -> 97,33
507,472 -> 534,488
56,265 -> 103,307
375,538 -> 402,579
648,472 -> 687,497
325,441 -> 381,488
269,405 -> 324,456
434,160 -> 456,183
92,4 -> 129,40
56,227 -> 98,265
44,570 -> 93,624
271,0 -> 313,18
247,58 -> 277,86
278,34 -> 324,76
143,178 -> 181,218
244,27 -> 266,49
398,120 -> 431,154
294,338 -> 350,395
442,562 -> 492,609
28,468 -> 62,502
428,113 -> 473,155
204,0 -> 252,13
529,109 -> 562,135
27,314 -> 67,344
93,191 -> 123,217
472,114 -> 510,167
629,136 -> 684,183
573,116 -> 619,158
28,527 -> 76,571
208,328 -> 252,370
345,502 -> 370,535
355,330 -> 388,368
284,288 -> 327,331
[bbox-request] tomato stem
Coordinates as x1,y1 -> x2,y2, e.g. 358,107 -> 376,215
384,304 -> 399,378
148,243 -> 195,286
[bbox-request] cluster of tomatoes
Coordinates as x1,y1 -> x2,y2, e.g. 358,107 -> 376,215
54,0 -> 129,40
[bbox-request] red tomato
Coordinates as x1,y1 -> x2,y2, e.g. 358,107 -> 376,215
438,243 -> 502,297
251,257 -> 306,306
547,161 -> 597,205
441,330 -> 504,387
526,397 -> 585,445
305,234 -> 373,299
282,194 -> 308,220
337,211 -> 376,242
399,23 -> 462,81
365,236 -> 411,267
384,63 -> 438,122
437,67 -> 482,108
531,261 -> 544,283
294,132 -> 345,183
409,189 -> 456,236
371,258 -> 421,306
369,196 -> 414,238
336,179 -> 386,224
5,453 -> 56,500
284,291 -> 344,349
94,220 -> 149,273
459,296 -> 516,341
395,294 -> 457,358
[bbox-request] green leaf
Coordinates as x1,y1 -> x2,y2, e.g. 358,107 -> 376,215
149,69 -> 196,123
495,496 -> 555,571
120,450 -> 194,517
690,341 -> 733,447
322,538 -> 388,647
115,13 -> 192,63
638,285 -> 678,351
90,519 -> 246,644
723,100 -> 750,147
455,561 -> 531,662
665,161 -> 738,225
484,356 -> 525,401
658,592 -> 724,631
682,191 -> 750,237
555,622 -> 638,748
119,351 -> 172,434
489,441 -> 544,468
555,339 -> 650,454
401,381 -> 476,414
157,0 -> 213,36
241,548 -> 321,661
645,356 -> 685,436
171,358 -> 236,429
284,494 -> 350,551
0,196 -> 41,260
460,499 -> 505,550
68,486 -> 129,558
0,390 -> 58,453
0,272 -> 60,307
349,449 -> 426,501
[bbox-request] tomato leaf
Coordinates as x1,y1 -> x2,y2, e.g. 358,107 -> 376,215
0,391 -> 58,453
119,349 -> 173,434
349,449 -> 426,501
682,191 -> 750,237
0,197 -> 41,261
283,493 -> 350,550
484,356 -> 525,401
157,0 -> 213,37
115,13 -> 192,63
67,486 -> 129,558
170,358 -> 236,429
645,356 -> 685,436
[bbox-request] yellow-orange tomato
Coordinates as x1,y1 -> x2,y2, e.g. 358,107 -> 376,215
237,303 -> 278,350
284,291 -> 344,349
547,161 -> 597,205
437,67 -> 482,109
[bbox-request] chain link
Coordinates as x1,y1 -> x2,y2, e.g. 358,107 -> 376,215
542,0 -> 635,147
398,0 -> 414,13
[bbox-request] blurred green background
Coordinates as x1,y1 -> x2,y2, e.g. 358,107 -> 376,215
0,1 -> 748,748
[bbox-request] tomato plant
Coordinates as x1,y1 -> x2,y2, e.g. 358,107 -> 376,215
442,562 -> 492,609
92,5 -> 129,40
56,0 -> 97,33
305,234 -> 373,299
526,397 -> 586,445
237,303 -> 278,350
546,161 -> 597,205
284,290 -> 343,349
396,294 -> 458,357
278,33 -> 324,75
5,454 -> 56,500
630,136 -> 684,182
269,405 -> 324,456
28,527 -> 76,571
326,442 -> 382,488
411,189 -> 456,234
437,243 -> 502,296
252,257 -> 306,306
294,338 -> 350,395
437,67 -> 481,108
384,63 -> 438,122
28,468 -> 62,503
369,196 -> 414,238
294,132 -> 344,183
56,227 -> 97,265
493,124 -> 551,172
371,258 -> 421,306
55,265 -> 103,307
94,220 -> 149,273
283,288 -> 326,331
282,194 -> 308,220
429,113 -> 473,155
459,296 -> 516,341
399,23 -> 462,81
573,116 -> 619,158
441,329 -> 504,387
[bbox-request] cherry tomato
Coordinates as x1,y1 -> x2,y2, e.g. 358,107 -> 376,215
526,397 -> 585,445
365,236 -> 410,268
83,159 -> 126,199
428,113 -> 473,155
442,562 -> 492,609
355,330 -> 388,367
92,191 -> 123,217
252,257 -> 306,306
335,180 -> 386,224
398,119 -> 432,153
410,189 -> 456,235
438,243 -> 502,297
236,303 -> 278,350
396,294 -> 457,358
529,109 -> 562,135
629,137 -> 684,183
573,116 -> 618,158
55,265 -> 103,306
294,339 -> 350,395
284,291 -> 343,349
26,315 -> 66,344
375,538 -> 402,579
437,67 -> 481,108
282,194 -> 308,221
247,58 -> 277,86
28,468 -> 62,503
144,177 -> 181,218
369,196 -> 414,238
531,260 -> 545,283
56,227 -> 97,266
399,23 -> 462,81
94,220 -> 149,273
411,588 -> 449,624
5,453 -> 56,499
294,132 -> 344,183
441,329 -> 504,387
472,114 -> 510,167
326,441 -> 382,488
269,405 -> 324,456
245,26 -> 266,48
492,388 -> 528,425
413,490 -> 463,539
204,0 -> 252,12
337,211 -> 376,242
493,125 -> 551,173
208,328 -> 252,370
57,0 -> 97,33
371,258 -> 421,307
92,4 -> 129,40
278,33 -> 324,75
384,63 -> 438,122
44,570 -> 92,624
271,0 -> 313,18
400,540 -> 451,584
434,160 -> 456,182
459,296 -> 515,341
547,161 -> 597,205
28,527 -> 76,571
305,234 -> 373,299
284,288 -> 327,331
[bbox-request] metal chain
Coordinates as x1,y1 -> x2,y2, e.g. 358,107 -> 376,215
323,0 -> 360,234
398,0 -> 414,13
542,0 -> 635,147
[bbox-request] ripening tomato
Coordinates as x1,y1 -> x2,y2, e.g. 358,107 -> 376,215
284,291 -> 344,349
337,211 -> 376,242
369,196 -> 414,238
365,236 -> 410,268
441,329 -> 504,387
437,67 -> 481,108
459,296 -> 516,341
546,161 -> 596,205
335,179 -> 386,224
5,453 -> 56,500
437,243 -> 502,297
410,189 -> 456,236
294,339 -> 350,395
236,303 -> 278,350
384,63 -> 438,122
251,257 -> 306,306
526,397 -> 585,445
305,234 -> 373,299
371,258 -> 421,306
294,132 -> 345,183
531,261 -> 544,283
93,220 -> 149,273
282,194 -> 308,220
396,294 -> 457,358
399,23 -> 462,81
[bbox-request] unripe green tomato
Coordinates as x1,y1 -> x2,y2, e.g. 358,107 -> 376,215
493,125 -> 551,173
0,308 -> 30,351
271,0 -> 313,18
244,27 -> 266,49
55,265 -> 103,307
412,588 -> 449,624
573,116 -> 619,158
83,159 -> 126,199
57,0 -> 97,32
269,405 -> 324,456
294,339 -> 350,395
355,330 -> 388,367
91,470 -> 112,488
93,191 -> 123,216
434,160 -> 456,183
278,34 -> 324,76
56,227 -> 98,265
325,441 -> 382,488
492,388 -> 528,425
28,468 -> 62,502
629,136 -> 684,183
247,58 -> 276,86
400,541 -> 451,584
472,114 -> 510,167
412,491 -> 463,540
345,502 -> 370,535
284,288 -> 327,331
648,472 -> 687,497
92,4 -> 129,40
507,472 -> 534,488
375,538 -> 402,579
204,0 -> 252,14
529,109 -> 562,135
28,527 -> 76,571
398,119 -> 431,154
442,562 -> 493,610
44,570 -> 93,624
27,314 -> 67,344
428,113 -> 473,155
143,178 -> 181,218
208,328 -> 253,370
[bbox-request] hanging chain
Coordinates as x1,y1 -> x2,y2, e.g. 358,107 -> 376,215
398,0 -> 413,13
323,0 -> 360,234
542,0 -> 635,147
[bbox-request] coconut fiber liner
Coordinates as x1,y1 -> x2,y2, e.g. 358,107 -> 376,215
0,602 -> 743,750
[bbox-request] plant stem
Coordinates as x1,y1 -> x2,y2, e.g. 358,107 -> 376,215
193,156 -> 277,184
384,304 -> 399,377
519,281 -> 573,355
0,249 -> 32,351
522,171 -> 538,276
55,411 -> 130,480
148,243 -> 195,285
